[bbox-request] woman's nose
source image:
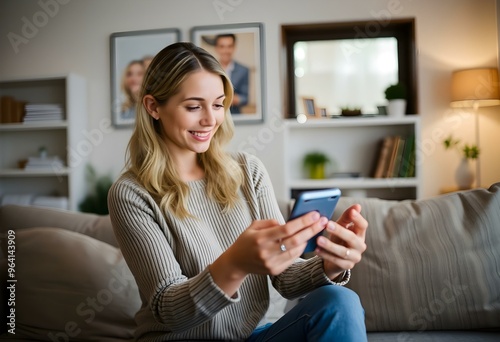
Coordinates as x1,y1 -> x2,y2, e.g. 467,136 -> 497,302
201,107 -> 216,126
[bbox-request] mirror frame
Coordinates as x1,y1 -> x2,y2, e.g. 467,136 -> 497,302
281,18 -> 418,118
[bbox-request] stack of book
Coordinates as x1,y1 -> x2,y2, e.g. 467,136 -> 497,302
23,103 -> 64,122
24,156 -> 65,170
372,135 -> 416,178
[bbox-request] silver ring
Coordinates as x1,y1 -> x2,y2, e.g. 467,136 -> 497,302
344,248 -> 350,259
280,244 -> 287,252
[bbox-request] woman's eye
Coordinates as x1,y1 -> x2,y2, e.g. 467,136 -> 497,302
186,106 -> 200,111
214,104 -> 224,110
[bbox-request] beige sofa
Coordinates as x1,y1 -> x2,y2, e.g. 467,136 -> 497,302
1,183 -> 499,341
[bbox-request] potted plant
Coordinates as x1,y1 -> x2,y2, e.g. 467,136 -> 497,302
79,164 -> 114,215
340,106 -> 362,116
384,83 -> 407,117
303,152 -> 330,179
443,135 -> 480,189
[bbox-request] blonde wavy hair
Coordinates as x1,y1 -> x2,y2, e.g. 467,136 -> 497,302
126,42 -> 243,218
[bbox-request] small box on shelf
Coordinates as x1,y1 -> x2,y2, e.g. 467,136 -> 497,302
0,96 -> 26,124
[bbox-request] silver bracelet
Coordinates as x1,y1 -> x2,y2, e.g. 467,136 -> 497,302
332,269 -> 351,286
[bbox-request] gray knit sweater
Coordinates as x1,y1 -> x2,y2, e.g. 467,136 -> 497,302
108,152 -> 337,341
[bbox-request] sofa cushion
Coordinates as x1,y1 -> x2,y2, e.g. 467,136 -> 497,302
0,205 -> 117,247
333,183 -> 500,332
5,227 -> 140,341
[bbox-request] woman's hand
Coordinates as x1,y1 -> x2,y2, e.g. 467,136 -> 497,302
229,211 -> 328,275
315,204 -> 368,280
210,211 -> 328,296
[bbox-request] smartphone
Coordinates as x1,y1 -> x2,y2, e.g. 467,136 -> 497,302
288,188 -> 341,254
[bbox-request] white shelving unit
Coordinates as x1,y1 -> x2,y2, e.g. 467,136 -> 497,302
0,74 -> 87,211
283,116 -> 421,200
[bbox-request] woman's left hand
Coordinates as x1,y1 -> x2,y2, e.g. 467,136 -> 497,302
315,204 -> 368,280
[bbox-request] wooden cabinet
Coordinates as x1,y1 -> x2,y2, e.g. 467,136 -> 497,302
283,116 -> 421,200
0,74 -> 87,211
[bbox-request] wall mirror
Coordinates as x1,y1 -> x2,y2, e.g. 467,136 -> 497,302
282,19 -> 418,118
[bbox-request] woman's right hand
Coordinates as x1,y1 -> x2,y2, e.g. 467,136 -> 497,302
209,212 -> 327,296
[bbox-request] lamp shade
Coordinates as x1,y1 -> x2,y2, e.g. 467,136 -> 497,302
450,68 -> 500,108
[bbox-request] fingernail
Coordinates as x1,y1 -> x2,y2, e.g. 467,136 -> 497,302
318,236 -> 327,246
311,212 -> 320,220
327,222 -> 336,232
352,210 -> 360,218
320,217 -> 328,225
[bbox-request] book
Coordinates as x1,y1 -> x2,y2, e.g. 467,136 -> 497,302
391,137 -> 406,178
24,156 -> 64,170
385,136 -> 401,178
23,103 -> 64,122
10,100 -> 26,123
0,97 -> 28,123
406,147 -> 416,177
398,134 -> 415,177
373,136 -> 392,178
1,96 -> 13,123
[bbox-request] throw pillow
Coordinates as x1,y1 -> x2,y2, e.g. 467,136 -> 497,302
3,227 -> 140,341
333,183 -> 500,332
0,205 -> 118,247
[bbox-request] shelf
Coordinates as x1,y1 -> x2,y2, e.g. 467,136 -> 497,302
0,121 -> 67,131
289,178 -> 419,189
0,74 -> 86,211
0,168 -> 70,177
282,115 -> 421,200
285,116 -> 419,129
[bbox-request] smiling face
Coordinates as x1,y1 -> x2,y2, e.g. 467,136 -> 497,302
124,61 -> 145,98
153,69 -> 226,159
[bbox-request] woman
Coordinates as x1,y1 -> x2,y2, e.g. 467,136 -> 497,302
120,59 -> 145,120
108,42 -> 368,341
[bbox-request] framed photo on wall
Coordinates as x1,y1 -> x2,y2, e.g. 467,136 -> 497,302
110,28 -> 180,128
190,22 -> 265,124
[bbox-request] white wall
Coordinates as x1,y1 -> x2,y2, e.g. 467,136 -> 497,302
1,0 -> 498,200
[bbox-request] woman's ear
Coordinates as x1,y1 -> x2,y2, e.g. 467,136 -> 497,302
143,95 -> 160,120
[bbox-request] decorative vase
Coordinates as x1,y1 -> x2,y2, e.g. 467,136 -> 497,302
309,164 -> 326,179
387,99 -> 406,117
455,158 -> 475,189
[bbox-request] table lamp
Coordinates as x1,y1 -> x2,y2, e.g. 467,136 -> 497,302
450,67 -> 500,188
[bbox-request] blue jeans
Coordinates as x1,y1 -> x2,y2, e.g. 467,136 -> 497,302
247,285 -> 367,342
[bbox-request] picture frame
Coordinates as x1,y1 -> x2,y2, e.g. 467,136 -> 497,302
302,97 -> 318,117
110,28 -> 180,128
190,22 -> 265,124
319,107 -> 328,117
